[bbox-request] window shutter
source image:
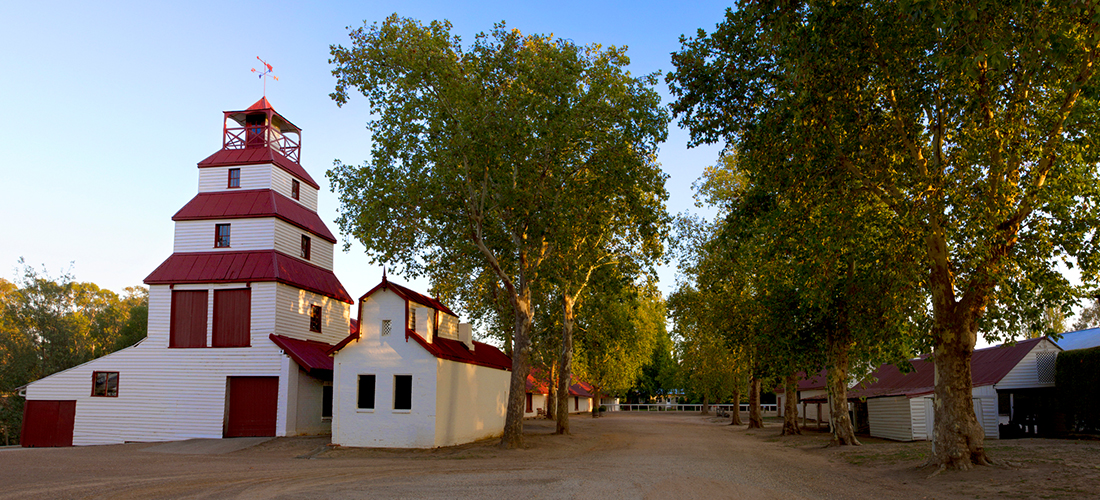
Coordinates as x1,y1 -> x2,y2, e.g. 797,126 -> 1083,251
170,290 -> 208,348
213,288 -> 251,347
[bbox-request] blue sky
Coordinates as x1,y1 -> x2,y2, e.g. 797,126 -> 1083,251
0,1 -> 727,305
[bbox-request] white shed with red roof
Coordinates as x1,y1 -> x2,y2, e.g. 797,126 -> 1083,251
20,99 -> 353,447
331,277 -> 512,448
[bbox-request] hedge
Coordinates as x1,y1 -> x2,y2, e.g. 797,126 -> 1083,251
1055,346 -> 1100,434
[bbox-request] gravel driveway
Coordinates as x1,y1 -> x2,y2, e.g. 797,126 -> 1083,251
0,412 -> 1065,499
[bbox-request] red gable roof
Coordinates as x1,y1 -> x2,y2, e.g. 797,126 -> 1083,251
359,278 -> 458,317
406,331 -> 512,371
145,250 -> 353,303
197,147 -> 318,189
269,334 -> 334,379
847,337 -> 1049,400
172,189 -> 336,243
526,373 -> 549,395
525,369 -> 595,397
775,369 -> 829,394
248,97 -> 273,111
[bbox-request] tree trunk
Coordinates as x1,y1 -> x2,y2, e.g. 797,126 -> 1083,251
500,288 -> 533,449
556,292 -> 575,434
730,385 -> 743,425
931,321 -> 990,469
827,330 -> 860,445
547,363 -> 557,421
701,394 -> 710,415
781,373 -> 801,435
926,228 -> 991,468
748,374 -> 764,428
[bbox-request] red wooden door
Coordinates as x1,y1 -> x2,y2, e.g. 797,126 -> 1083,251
21,400 -> 76,447
225,377 -> 278,437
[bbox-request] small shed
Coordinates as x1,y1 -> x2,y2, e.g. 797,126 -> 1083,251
852,337 -> 1061,441
331,278 -> 512,448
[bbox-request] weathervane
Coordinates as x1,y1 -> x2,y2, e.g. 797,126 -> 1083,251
251,56 -> 279,96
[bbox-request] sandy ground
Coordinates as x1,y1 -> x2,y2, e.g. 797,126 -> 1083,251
0,413 -> 1097,499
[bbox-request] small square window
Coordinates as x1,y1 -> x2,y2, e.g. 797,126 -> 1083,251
291,179 -> 300,200
381,319 -> 391,337
301,235 -> 311,260
358,375 -> 376,410
394,375 -> 412,411
214,224 -> 231,248
228,168 -> 241,188
92,371 -> 119,397
310,304 -> 322,333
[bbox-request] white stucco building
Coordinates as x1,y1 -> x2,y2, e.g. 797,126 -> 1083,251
331,278 -> 512,448
19,98 -> 354,447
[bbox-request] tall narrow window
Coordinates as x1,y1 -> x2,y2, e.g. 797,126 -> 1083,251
170,290 -> 208,348
301,235 -> 311,260
322,385 -> 333,418
309,304 -> 322,332
214,224 -> 231,248
212,288 -> 251,347
394,375 -> 412,411
380,319 -> 391,337
228,168 -> 241,188
357,375 -> 376,410
291,179 -> 300,200
92,371 -> 119,397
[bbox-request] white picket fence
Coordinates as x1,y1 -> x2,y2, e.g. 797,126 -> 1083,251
607,403 -> 778,413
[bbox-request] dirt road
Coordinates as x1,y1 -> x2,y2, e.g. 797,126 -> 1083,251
1,413 -> 1094,499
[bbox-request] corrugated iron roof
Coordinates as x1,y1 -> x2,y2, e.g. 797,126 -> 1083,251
1054,327 -> 1100,351
197,147 -> 318,189
172,189 -> 336,242
406,330 -> 512,371
847,337 -> 1049,399
359,278 -> 458,317
525,369 -> 595,397
269,334 -> 334,379
775,369 -> 829,393
144,250 -> 353,303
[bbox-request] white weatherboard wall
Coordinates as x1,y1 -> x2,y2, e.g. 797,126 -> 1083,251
23,341 -> 286,445
434,358 -> 509,447
273,284 -> 352,345
333,288 -> 439,448
868,396 -> 914,441
197,164 -> 319,212
995,338 -> 1061,390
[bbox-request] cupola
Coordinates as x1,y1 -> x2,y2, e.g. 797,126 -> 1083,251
221,97 -> 302,163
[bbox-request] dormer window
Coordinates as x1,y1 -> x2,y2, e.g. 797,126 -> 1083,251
228,168 -> 241,188
215,224 -> 231,248
292,179 -> 300,200
301,235 -> 311,260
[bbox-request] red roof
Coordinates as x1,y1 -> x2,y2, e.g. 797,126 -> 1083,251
328,319 -> 361,354
360,278 -> 458,317
248,97 -> 273,111
197,147 -> 318,189
172,189 -> 336,243
269,334 -> 334,379
406,331 -> 511,371
144,250 -> 353,303
775,369 -> 829,394
848,337 -> 1049,399
525,369 -> 595,397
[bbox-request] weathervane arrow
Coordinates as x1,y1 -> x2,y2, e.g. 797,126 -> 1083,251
250,56 -> 279,97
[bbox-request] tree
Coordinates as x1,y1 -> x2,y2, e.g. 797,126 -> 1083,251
0,261 -> 148,445
1072,299 -> 1100,332
668,1 -> 1100,468
328,16 -> 669,448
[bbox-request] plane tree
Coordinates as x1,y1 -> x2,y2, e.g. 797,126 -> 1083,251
668,1 -> 1100,467
328,15 -> 669,448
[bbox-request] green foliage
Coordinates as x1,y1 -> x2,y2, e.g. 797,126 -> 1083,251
1055,346 -> 1100,433
0,261 -> 147,445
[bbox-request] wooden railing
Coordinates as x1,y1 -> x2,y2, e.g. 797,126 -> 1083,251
606,403 -> 778,413
223,125 -> 300,163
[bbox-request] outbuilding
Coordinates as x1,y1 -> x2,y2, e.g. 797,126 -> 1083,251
331,277 -> 512,448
